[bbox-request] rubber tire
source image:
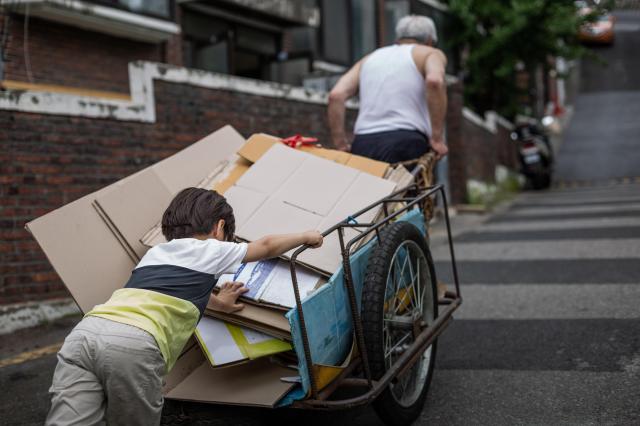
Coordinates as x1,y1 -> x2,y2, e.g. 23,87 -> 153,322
361,222 -> 438,426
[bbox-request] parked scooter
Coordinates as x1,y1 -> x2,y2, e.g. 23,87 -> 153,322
511,120 -> 554,189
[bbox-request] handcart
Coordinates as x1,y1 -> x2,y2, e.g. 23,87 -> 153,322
281,157 -> 462,426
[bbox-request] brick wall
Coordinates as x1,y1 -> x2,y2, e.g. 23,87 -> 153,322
445,80 -> 467,204
1,15 -> 163,93
0,81 -> 357,305
461,118 -> 499,184
445,80 -> 518,204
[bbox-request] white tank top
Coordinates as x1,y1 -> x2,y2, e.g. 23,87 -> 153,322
354,44 -> 432,137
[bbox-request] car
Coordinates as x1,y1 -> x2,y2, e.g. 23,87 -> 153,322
578,6 -> 615,45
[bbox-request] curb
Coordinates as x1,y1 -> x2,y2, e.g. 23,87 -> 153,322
0,298 -> 80,335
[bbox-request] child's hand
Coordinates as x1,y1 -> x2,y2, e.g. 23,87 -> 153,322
211,282 -> 249,313
304,231 -> 323,248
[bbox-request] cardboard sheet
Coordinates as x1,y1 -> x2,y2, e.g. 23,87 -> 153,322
233,144 -> 397,273
195,317 -> 291,368
25,189 -> 137,313
94,168 -> 173,260
153,126 -> 244,195
273,154 -> 359,216
212,159 -> 251,194
222,186 -> 268,230
205,302 -> 291,341
165,358 -> 296,407
139,157 -> 247,248
234,144 -> 306,194
26,125 -> 245,313
237,133 -> 389,177
93,201 -> 140,264
239,197 -> 323,246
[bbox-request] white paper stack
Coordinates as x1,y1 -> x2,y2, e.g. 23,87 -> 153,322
217,259 -> 321,309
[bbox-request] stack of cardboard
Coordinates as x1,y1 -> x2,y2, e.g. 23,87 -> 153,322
142,133 -> 403,350
26,126 -> 411,406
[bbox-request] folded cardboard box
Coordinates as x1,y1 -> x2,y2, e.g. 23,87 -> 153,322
237,133 -> 389,178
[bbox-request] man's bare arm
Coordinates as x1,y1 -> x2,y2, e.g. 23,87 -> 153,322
424,49 -> 448,160
327,60 -> 363,151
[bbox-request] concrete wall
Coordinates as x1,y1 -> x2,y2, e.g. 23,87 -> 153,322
1,15 -> 164,93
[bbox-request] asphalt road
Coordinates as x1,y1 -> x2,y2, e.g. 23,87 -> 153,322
555,9 -> 640,183
2,9 -> 640,426
416,10 -> 640,424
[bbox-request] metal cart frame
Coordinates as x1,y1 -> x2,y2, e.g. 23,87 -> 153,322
286,177 -> 462,410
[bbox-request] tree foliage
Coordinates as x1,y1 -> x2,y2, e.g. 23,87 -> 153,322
444,0 -> 610,117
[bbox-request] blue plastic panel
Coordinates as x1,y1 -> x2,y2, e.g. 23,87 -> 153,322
284,209 -> 426,398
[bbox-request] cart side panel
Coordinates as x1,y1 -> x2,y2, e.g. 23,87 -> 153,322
285,209 -> 427,398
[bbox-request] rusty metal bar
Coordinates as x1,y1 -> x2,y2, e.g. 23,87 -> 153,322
334,378 -> 371,388
292,299 -> 460,409
439,185 -> 462,300
342,186 -> 439,253
289,253 -> 318,398
314,358 -> 361,401
341,243 -> 373,386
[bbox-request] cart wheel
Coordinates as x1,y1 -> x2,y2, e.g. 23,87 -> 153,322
362,221 -> 438,426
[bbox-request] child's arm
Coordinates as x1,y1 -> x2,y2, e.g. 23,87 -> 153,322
208,231 -> 322,313
243,231 -> 323,263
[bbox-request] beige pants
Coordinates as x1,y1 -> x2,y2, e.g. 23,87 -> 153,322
46,316 -> 165,426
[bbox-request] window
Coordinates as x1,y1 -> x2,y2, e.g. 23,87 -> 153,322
351,0 -> 377,60
182,11 -> 281,79
320,0 -> 351,65
319,0 -> 379,65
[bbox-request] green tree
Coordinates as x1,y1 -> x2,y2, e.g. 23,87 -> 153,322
445,0 -> 608,118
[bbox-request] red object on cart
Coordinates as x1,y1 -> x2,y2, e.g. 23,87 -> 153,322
281,134 -> 318,149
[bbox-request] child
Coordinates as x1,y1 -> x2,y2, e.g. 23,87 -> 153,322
46,187 -> 323,425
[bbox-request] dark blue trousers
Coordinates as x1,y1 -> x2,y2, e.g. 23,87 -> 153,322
351,129 -> 430,163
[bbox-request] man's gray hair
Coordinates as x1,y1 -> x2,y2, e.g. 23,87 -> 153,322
395,15 -> 438,44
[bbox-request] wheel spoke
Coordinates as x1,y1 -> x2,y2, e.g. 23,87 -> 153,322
384,331 -> 412,359
416,259 -> 423,313
393,251 -> 413,315
406,252 -> 420,313
391,256 -> 402,313
380,238 -> 435,408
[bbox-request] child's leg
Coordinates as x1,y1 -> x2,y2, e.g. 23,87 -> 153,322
46,322 -> 106,425
93,320 -> 165,426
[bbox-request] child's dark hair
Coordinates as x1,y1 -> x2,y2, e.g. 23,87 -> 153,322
162,188 -> 235,241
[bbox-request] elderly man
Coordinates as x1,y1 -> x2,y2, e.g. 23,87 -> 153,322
328,15 -> 448,163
